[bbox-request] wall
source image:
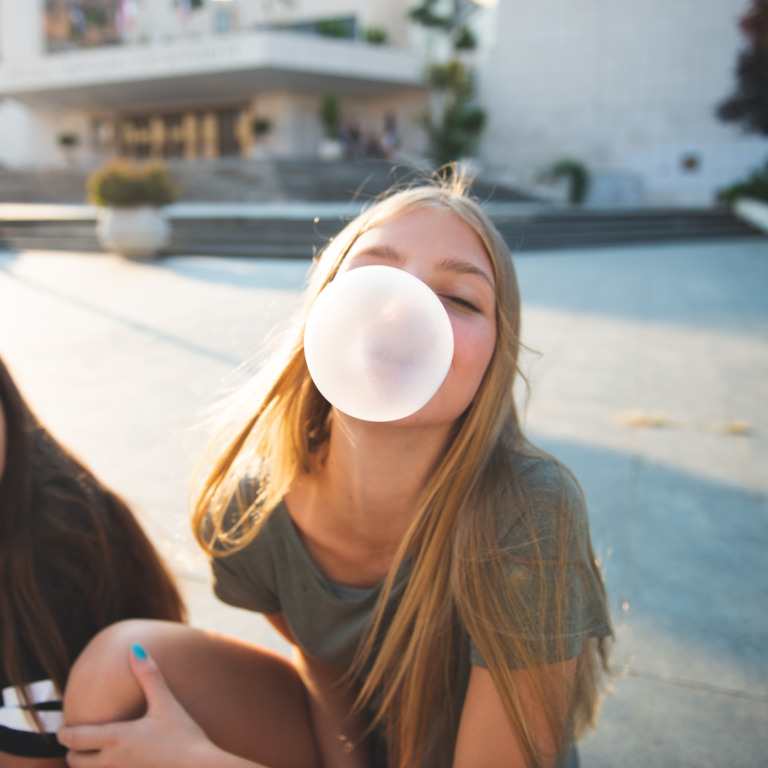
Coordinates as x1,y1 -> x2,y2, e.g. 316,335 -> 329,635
0,0 -> 41,62
246,88 -> 428,159
0,100 -> 98,169
477,0 -> 768,206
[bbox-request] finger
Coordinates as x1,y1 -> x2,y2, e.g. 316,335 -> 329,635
65,746 -> 101,768
128,643 -> 179,717
58,722 -> 113,752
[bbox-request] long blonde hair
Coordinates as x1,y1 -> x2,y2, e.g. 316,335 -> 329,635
192,174 -> 610,767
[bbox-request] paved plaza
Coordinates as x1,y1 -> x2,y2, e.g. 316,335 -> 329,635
0,231 -> 766,766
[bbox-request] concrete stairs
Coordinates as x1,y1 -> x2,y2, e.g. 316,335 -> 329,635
0,207 -> 760,258
0,159 -> 534,205
0,159 -> 762,256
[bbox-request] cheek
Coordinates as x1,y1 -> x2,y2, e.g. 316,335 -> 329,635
452,319 -> 496,383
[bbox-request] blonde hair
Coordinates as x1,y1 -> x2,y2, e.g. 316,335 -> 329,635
192,172 -> 610,767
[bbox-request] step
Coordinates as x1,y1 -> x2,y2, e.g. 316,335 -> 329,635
0,204 -> 762,256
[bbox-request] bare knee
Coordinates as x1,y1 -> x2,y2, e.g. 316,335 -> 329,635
63,619 -> 173,726
63,621 -> 322,768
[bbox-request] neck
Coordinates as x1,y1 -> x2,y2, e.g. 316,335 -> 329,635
315,414 -> 452,544
283,413 -> 455,587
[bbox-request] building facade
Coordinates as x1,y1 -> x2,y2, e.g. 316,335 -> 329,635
476,0 -> 768,207
0,0 -> 765,207
0,0 -> 430,168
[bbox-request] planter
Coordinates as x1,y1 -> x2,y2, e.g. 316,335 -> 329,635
733,197 -> 768,234
96,206 -> 171,260
318,138 -> 343,162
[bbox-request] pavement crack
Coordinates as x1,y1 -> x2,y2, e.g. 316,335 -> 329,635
620,667 -> 768,704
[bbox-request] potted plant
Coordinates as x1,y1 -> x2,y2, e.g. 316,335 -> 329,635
58,132 -> 80,164
318,91 -> 343,161
362,26 -> 388,45
316,18 -> 350,38
719,159 -> 768,233
87,159 -> 179,259
250,116 -> 272,157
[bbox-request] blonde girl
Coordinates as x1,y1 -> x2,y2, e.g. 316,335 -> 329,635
59,175 -> 612,768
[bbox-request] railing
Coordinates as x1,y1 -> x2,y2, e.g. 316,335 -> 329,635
43,2 -> 380,55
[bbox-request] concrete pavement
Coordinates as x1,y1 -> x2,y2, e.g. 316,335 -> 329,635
0,235 -> 766,766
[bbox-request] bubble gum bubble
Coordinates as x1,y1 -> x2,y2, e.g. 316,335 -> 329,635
304,265 -> 454,422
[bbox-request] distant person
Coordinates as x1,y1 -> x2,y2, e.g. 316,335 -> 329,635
0,355 -> 187,766
379,112 -> 400,159
59,175 -> 612,768
340,117 -> 363,160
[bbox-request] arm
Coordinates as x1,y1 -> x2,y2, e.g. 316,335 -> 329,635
265,614 -> 370,768
0,756 -> 67,768
452,658 -> 578,768
60,619 -> 322,768
60,645 -> 263,768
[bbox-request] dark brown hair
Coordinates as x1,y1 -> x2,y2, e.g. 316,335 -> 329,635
0,355 -> 186,731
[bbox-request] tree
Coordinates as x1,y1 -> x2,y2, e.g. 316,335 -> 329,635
717,0 -> 768,135
409,0 -> 487,166
424,60 -> 485,166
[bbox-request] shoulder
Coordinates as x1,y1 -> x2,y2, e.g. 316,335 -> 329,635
207,474 -> 264,548
513,451 -> 581,493
498,452 -> 588,554
510,452 -> 585,517
209,483 -> 287,614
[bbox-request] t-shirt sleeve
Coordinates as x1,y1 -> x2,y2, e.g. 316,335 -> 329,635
210,543 -> 280,614
208,488 -> 281,615
469,458 -> 612,668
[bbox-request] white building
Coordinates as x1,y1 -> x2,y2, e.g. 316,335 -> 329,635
0,0 -> 764,207
0,0 -> 430,167
477,0 -> 768,207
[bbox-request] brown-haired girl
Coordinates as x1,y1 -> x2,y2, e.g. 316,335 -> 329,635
0,355 -> 187,767
59,176 -> 612,768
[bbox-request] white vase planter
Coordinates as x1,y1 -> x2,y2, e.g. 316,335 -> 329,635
318,138 -> 343,162
96,206 -> 171,260
733,197 -> 768,235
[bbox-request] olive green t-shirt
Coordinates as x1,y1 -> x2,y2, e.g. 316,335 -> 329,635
210,454 -> 612,766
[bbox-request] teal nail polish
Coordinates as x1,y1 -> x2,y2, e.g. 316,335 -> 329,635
131,643 -> 148,660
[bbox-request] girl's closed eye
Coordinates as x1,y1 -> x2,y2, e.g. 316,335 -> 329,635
442,294 -> 481,313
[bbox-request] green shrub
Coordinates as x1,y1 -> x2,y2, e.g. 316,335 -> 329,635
251,116 -> 272,137
719,159 -> 768,204
317,18 -> 351,38
428,60 -> 472,97
58,132 -> 79,148
409,0 -> 450,30
87,159 -> 179,208
544,159 -> 591,205
453,25 -> 476,51
363,26 -> 388,44
318,92 -> 341,139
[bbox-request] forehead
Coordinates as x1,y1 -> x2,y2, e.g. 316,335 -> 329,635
348,205 -> 493,274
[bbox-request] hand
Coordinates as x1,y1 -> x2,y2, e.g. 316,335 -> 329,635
59,645 -> 213,768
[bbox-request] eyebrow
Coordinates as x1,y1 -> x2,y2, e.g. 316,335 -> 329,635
351,245 -> 495,289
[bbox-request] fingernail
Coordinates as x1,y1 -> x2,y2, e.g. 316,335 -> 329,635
131,643 -> 148,660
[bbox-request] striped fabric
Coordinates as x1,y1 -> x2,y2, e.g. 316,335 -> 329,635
0,678 -> 66,757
